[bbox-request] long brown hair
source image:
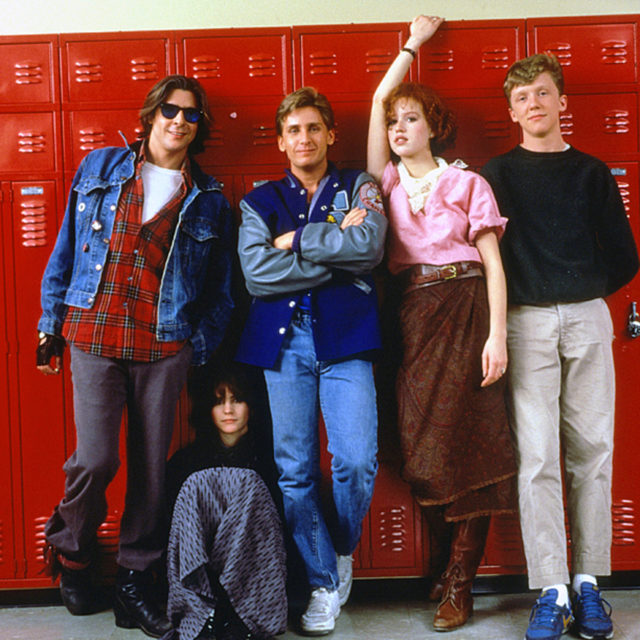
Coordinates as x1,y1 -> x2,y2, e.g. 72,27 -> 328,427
139,75 -> 211,155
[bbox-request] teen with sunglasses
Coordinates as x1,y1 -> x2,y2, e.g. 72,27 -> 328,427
37,75 -> 234,638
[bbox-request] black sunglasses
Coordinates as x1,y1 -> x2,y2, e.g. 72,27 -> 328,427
159,102 -> 203,124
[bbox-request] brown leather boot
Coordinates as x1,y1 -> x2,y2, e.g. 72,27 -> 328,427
422,507 -> 453,602
433,516 -> 490,631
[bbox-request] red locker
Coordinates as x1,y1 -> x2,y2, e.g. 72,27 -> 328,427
417,20 -> 526,95
63,108 -> 143,172
528,17 -> 639,89
0,184 -> 17,581
0,36 -> 59,109
5,180 -> 68,582
294,24 -> 406,98
444,96 -> 520,163
178,30 -> 292,104
605,161 -> 640,570
60,33 -> 173,107
364,466 -> 424,577
0,112 -> 61,175
201,102 -> 283,168
559,93 -> 638,157
177,30 -> 293,182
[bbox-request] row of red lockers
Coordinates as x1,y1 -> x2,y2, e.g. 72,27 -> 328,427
0,14 -> 639,184
1,14 -> 639,587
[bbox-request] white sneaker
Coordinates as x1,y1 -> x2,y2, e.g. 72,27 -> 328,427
300,587 -> 340,636
336,554 -> 353,606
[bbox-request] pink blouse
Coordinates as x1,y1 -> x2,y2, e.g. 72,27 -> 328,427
381,161 -> 507,275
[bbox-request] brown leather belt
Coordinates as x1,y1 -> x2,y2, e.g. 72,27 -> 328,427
400,261 -> 484,294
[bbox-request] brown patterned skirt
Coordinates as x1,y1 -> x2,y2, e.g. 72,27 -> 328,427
396,275 -> 517,521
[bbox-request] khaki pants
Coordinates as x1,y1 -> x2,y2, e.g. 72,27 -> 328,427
507,299 -> 614,589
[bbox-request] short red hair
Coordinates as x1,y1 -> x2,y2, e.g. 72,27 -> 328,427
383,82 -> 456,156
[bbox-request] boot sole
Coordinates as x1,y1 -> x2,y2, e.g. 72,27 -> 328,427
113,598 -> 168,638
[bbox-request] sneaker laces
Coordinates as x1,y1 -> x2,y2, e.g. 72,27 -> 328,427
578,586 -> 612,622
529,593 -> 566,629
307,588 -> 333,615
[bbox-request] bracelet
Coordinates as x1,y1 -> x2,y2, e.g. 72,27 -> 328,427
401,47 -> 416,59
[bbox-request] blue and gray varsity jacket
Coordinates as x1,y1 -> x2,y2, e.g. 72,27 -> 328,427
235,163 -> 388,369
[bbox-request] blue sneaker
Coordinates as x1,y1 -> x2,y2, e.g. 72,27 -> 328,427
572,583 -> 613,639
525,589 -> 573,640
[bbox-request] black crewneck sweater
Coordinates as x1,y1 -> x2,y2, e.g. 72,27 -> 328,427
481,145 -> 638,305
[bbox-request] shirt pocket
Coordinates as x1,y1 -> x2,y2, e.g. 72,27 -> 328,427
178,217 -> 220,275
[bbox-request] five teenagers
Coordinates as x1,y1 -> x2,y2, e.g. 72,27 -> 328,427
36,15 -> 639,640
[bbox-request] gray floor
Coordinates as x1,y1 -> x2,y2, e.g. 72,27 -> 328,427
0,581 -> 638,640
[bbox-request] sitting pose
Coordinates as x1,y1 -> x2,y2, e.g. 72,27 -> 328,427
163,366 -> 287,640
367,15 -> 517,631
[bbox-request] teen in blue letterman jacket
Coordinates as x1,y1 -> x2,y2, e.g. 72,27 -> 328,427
236,87 -> 387,636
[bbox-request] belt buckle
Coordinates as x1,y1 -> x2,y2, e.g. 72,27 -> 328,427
442,264 -> 457,280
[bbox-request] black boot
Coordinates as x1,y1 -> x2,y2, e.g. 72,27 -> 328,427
114,566 -> 172,638
42,544 -> 109,616
213,590 -> 254,640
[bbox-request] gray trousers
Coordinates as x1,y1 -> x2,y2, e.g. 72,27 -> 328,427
507,299 -> 614,589
45,343 -> 193,571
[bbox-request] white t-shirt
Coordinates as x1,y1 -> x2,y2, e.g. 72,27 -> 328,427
140,161 -> 183,223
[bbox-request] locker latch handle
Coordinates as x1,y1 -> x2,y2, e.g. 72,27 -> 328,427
627,302 -> 640,338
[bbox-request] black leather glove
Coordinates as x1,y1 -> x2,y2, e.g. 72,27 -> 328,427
36,333 -> 66,367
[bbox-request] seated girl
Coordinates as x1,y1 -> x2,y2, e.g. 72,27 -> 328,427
163,365 -> 287,640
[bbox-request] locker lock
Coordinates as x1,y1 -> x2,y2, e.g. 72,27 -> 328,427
627,302 -> 640,338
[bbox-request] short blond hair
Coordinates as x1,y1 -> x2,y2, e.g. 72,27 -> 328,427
275,87 -> 334,136
503,53 -> 564,105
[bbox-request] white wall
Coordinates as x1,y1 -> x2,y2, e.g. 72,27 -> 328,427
4,0 -> 638,36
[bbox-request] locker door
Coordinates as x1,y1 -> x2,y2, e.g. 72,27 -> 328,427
605,162 -> 640,570
200,102 -> 282,168
417,20 -> 526,94
60,34 -> 172,107
179,30 -> 292,104
178,30 -> 292,175
326,99 -> 370,167
0,36 -> 59,108
481,514 -> 526,574
8,180 -> 68,580
0,184 -> 17,580
0,112 -> 60,174
63,109 -> 143,172
444,96 -> 520,163
364,465 -> 424,577
559,93 -> 638,157
294,25 -> 405,97
528,18 -> 638,88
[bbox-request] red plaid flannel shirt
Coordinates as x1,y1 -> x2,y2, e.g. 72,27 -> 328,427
63,149 -> 190,361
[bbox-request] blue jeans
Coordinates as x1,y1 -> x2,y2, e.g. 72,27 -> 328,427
264,313 -> 378,590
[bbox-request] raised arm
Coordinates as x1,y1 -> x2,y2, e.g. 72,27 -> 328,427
367,15 -> 444,182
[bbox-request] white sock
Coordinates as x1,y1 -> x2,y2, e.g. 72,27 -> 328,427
572,573 -> 597,593
543,583 -> 569,607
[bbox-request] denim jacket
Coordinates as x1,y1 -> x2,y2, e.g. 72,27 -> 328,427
38,141 -> 234,366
